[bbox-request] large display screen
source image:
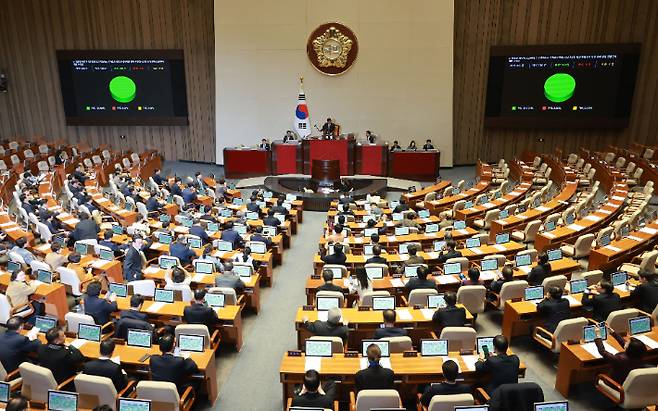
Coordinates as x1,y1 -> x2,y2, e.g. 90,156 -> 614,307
484,44 -> 640,128
57,50 -> 188,125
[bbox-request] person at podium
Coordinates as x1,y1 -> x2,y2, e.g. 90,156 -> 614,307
283,130 -> 297,143
390,140 -> 402,152
321,118 -> 336,139
365,130 -> 377,144
259,138 -> 270,150
423,139 -> 435,150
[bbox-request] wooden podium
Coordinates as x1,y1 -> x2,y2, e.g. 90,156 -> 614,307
302,138 -> 355,175
311,159 -> 340,187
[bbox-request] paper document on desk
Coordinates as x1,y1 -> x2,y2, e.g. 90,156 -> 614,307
360,357 -> 392,370
627,235 -> 644,242
26,327 -> 39,341
4,227 -> 19,232
543,232 -> 556,239
436,275 -> 459,285
517,214 -> 528,220
599,209 -> 612,215
615,284 -> 630,293
69,339 -> 88,349
91,260 -> 107,269
582,342 -> 618,358
457,229 -> 469,235
518,266 -> 531,274
612,196 -> 625,201
421,309 -> 435,320
147,302 -> 166,313
605,245 -> 622,252
390,278 -> 405,288
536,206 -> 550,212
493,244 -> 507,252
565,295 -> 580,306
317,311 -> 329,322
144,266 -> 160,274
640,227 -> 658,235
469,247 -> 483,255
387,236 -> 397,242
111,356 -> 121,365
192,273 -> 208,282
461,355 -> 479,371
398,254 -> 409,261
635,335 -> 658,349
584,215 -> 602,222
395,309 -> 413,321
567,224 -> 585,231
425,252 -> 439,260
483,202 -> 495,208
305,356 -> 322,372
480,271 -> 497,281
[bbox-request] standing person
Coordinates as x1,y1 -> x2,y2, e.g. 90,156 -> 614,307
123,236 -> 145,282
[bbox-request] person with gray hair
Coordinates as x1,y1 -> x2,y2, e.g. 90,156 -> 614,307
301,307 -> 349,342
214,261 -> 245,293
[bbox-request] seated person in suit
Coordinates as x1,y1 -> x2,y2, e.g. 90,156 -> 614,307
432,291 -> 466,328
423,139 -> 435,150
321,118 -> 336,138
82,339 -> 128,391
263,210 -> 282,228
365,245 -> 387,265
365,130 -> 377,144
405,245 -> 425,265
45,242 -> 68,270
390,140 -> 402,152
99,230 -> 122,254
38,327 -> 85,384
67,252 -> 91,283
461,267 -> 484,286
145,191 -> 164,212
189,222 -> 210,244
120,294 -> 149,322
475,335 -> 520,394
437,240 -> 462,264
271,198 -> 290,216
214,262 -> 245,293
169,236 -> 196,266
183,289 -> 219,330
404,265 -> 436,292
220,221 -> 245,249
374,309 -> 407,339
246,195 -> 261,213
401,211 -> 420,229
489,266 -> 514,295
317,268 -> 343,292
536,286 -> 571,333
420,359 -> 471,407
249,225 -> 272,248
407,140 -> 418,150
355,344 -> 395,391
181,184 -> 197,203
283,130 -> 297,142
301,307 -> 349,342
152,169 -> 165,186
11,236 -> 37,265
630,270 -> 658,313
0,317 -> 41,373
527,252 -> 552,286
393,197 -> 410,214
582,280 -> 622,322
291,369 -> 336,409
150,334 -> 199,393
84,281 -> 118,325
71,212 -> 99,242
321,243 -> 347,265
594,325 -> 650,383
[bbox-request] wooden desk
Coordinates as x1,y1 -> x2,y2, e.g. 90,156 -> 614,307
426,181 -> 491,216
0,273 -> 69,321
388,150 -> 442,181
454,182 -> 532,224
403,181 -> 451,208
223,147 -> 272,178
588,219 -> 658,271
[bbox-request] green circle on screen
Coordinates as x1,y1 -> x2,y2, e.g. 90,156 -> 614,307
544,73 -> 575,103
109,76 -> 136,103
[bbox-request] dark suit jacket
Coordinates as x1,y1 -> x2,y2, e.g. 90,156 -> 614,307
489,279 -> 510,294
365,256 -> 387,265
183,303 -> 219,330
302,320 -> 349,341
527,264 -> 552,286
152,173 -> 165,185
432,306 -> 467,328
292,391 -> 334,409
246,202 -> 261,213
355,363 -> 395,391
317,283 -> 343,292
374,327 -> 407,339
404,278 -> 437,292
271,205 -> 289,216
536,298 -> 571,333
84,296 -> 118,324
99,240 -> 121,254
0,330 -> 42,372
181,188 -> 197,203
37,343 -> 85,383
72,219 -> 99,241
189,225 -> 209,243
595,331 -> 651,383
150,353 -> 199,388
170,242 -> 196,265
83,359 -> 128,391
322,252 -> 347,265
475,353 -> 520,393
630,282 -> 658,313
437,250 -> 462,264
582,292 -> 622,322
263,216 -> 281,227
123,246 -> 143,282
420,382 -> 471,407
115,317 -> 153,340
220,229 -> 244,248
250,233 -> 272,247
120,309 -> 148,322
146,197 -> 161,212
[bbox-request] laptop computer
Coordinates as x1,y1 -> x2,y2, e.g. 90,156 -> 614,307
569,279 -> 587,294
34,316 -> 57,332
188,237 -> 202,249
476,337 -> 495,355
524,286 -> 544,302
205,293 -> 226,308
420,339 -> 448,357
47,390 -> 78,411
465,237 -> 480,249
427,294 -> 446,309
37,269 -> 53,284
99,248 -> 114,261
515,254 -> 532,268
443,262 -> 461,275
159,256 -> 178,270
78,323 -> 101,342
481,258 -> 498,271
371,296 -> 396,311
127,329 -> 152,348
316,296 -> 340,311
583,323 -> 607,343
362,340 -> 390,357
629,316 -> 652,336
495,232 -> 510,244
305,339 -> 333,357
177,334 -> 205,353
118,398 -> 151,411
109,282 -> 128,298
194,261 -> 215,275
154,288 -> 175,303
547,249 -> 562,261
365,266 -> 385,280
534,401 -> 568,411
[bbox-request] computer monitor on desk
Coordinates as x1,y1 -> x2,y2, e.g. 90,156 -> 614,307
47,390 -> 78,411
127,329 -> 152,348
118,398 -> 151,411
534,401 -> 569,411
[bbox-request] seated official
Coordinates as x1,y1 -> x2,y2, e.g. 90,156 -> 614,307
152,169 -> 165,186
6,269 -> 39,317
317,268 -> 343,292
183,289 -> 219,331
301,307 -> 349,342
82,339 -> 128,391
38,327 -> 85,384
169,236 -> 196,266
420,359 -> 471,407
527,252 -> 552,286
214,261 -> 246,292
582,280 -> 622,322
405,245 -> 425,265
259,138 -> 270,150
120,294 -> 149,322
250,225 -> 272,248
423,139 -> 435,150
189,222 -> 210,244
630,270 -> 658,313
374,309 -> 407,339
197,245 -> 224,273
181,184 -> 197,203
594,325 -> 650,383
355,344 -> 395,392
489,266 -> 514,295
246,196 -> 261,213
11,237 -> 36,265
401,212 -> 420,230
263,210 -> 282,228
150,334 -> 199,393
321,118 -> 336,138
0,317 -> 42,372
321,243 -> 347,265
536,286 -> 571,333
220,221 -> 245,249
291,369 -> 336,409
365,245 -> 387,265
45,242 -> 67,270
283,130 -> 297,143
145,191 -> 164,212
390,140 -> 402,152
432,291 -> 466,328
84,281 -> 118,325
475,335 -> 520,394
271,198 -> 290,216
5,397 -> 28,411
437,240 -> 462,264
99,230 -> 122,254
404,266 -> 437,292
461,267 -> 484,286
164,267 -> 193,301
407,140 -> 418,151
72,212 -> 100,242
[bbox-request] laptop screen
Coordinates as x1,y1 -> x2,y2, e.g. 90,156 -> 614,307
188,238 -> 202,249
159,214 -> 171,223
0,382 -> 8,403
534,401 -> 568,411
246,211 -> 259,220
398,243 -> 409,254
74,242 -> 89,255
305,339 -> 333,357
372,296 -> 395,311
465,237 -> 480,248
454,220 -> 467,230
481,259 -> 498,271
109,282 -> 128,298
207,223 -> 219,233
159,257 -> 178,270
455,407 -> 490,411
205,293 -> 225,308
274,214 -> 285,224
78,323 -> 101,342
181,219 -> 193,228
262,226 -> 277,236
476,337 -> 495,355
547,249 -> 562,261
394,226 -> 410,236
452,188 -> 461,195
316,296 -> 340,311
47,390 -> 78,411
433,240 -> 446,251
118,398 -> 151,411
249,242 -> 267,254
362,340 -> 390,357
583,323 -> 607,343
599,234 -> 611,247
404,265 -> 420,278
565,213 -> 575,225
420,339 -> 448,357
499,209 -> 509,219
545,221 -> 556,232
515,254 -> 532,267
158,233 -> 173,245
327,267 -> 343,279
232,198 -> 243,205
425,223 -> 439,233
37,269 -> 53,284
392,213 -> 403,221
569,279 -> 587,294
220,209 -> 233,217
427,294 -> 446,309
34,316 -> 57,332
418,210 -> 430,218
443,262 -> 461,275
154,288 -> 174,303
194,261 -> 214,274
127,329 -> 152,348
620,225 -> 630,238
629,316 -> 651,336
178,334 -> 205,352
216,240 -> 233,251
495,232 -> 510,244
464,201 -> 474,209
365,266 -> 384,280
364,228 -> 378,237
233,264 -> 252,278
611,271 -> 627,286
524,286 -> 544,301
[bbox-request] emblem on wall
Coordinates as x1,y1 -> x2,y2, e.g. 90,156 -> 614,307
307,22 -> 358,75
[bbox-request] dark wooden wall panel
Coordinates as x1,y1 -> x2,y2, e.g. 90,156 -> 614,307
454,0 -> 658,164
0,0 -> 215,162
